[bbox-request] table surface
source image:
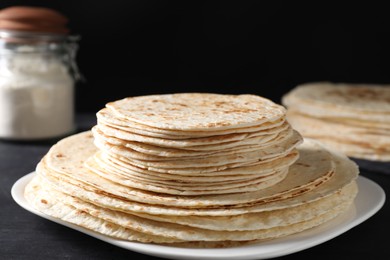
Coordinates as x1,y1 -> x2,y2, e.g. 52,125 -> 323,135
1,113 -> 389,260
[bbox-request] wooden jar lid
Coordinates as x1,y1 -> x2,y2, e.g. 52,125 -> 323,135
0,6 -> 68,34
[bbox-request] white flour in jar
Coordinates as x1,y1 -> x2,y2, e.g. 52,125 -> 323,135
0,50 -> 75,140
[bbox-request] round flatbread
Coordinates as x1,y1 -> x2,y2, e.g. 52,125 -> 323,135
41,132 -> 335,208
97,107 -> 287,138
282,82 -> 390,122
107,93 -> 286,131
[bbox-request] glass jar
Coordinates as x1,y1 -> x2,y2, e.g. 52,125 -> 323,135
0,7 -> 80,140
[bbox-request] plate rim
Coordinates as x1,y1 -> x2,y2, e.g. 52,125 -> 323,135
11,172 -> 386,260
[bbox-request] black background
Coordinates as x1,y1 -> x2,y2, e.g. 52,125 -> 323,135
2,1 -> 390,112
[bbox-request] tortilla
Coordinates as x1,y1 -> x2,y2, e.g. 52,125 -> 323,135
25,174 -> 356,243
282,82 -> 390,121
92,149 -> 299,180
35,144 -> 358,216
84,156 -> 289,195
101,131 -> 302,169
97,107 -> 287,137
282,82 -> 390,161
41,132 -> 334,207
106,93 -> 286,131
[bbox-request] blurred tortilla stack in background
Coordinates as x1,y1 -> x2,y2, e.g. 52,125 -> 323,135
282,82 -> 390,162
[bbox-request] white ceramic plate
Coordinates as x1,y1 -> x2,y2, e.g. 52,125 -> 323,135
12,172 -> 385,260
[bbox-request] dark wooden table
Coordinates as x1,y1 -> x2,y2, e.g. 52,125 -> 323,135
1,113 -> 389,260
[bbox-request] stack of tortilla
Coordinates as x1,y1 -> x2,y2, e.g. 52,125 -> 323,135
282,82 -> 390,161
24,93 -> 359,248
